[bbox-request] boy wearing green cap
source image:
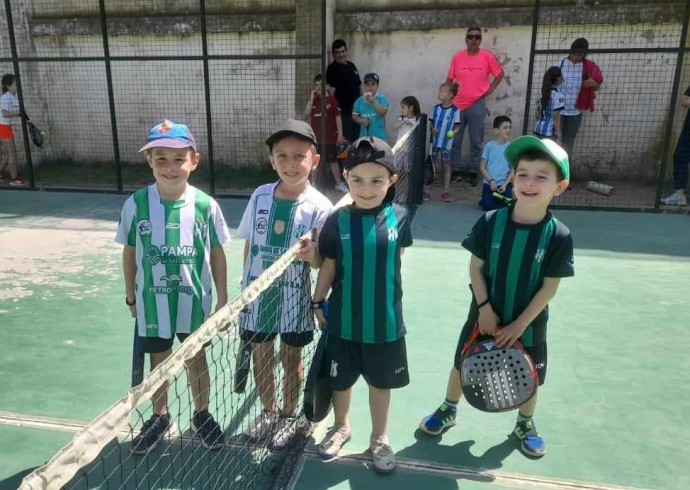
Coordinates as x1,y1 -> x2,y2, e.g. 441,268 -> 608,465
419,135 -> 574,458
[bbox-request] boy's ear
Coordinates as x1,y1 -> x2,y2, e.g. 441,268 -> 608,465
311,151 -> 321,170
191,151 -> 200,170
389,173 -> 399,185
553,179 -> 569,196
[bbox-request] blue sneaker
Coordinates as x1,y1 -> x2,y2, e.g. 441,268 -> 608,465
513,419 -> 546,457
419,403 -> 457,436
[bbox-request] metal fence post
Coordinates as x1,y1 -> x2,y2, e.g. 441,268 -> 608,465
4,0 -> 35,187
522,0 -> 541,136
199,0 -> 215,195
654,0 -> 690,210
98,0 -> 122,192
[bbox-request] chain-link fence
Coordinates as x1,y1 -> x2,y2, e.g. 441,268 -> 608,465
523,0 -> 690,211
0,0 -> 325,195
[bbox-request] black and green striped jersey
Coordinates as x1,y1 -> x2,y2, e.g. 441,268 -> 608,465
462,206 -> 574,346
320,202 -> 413,344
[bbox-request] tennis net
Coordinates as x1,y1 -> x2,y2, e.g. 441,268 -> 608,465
20,242 -> 320,490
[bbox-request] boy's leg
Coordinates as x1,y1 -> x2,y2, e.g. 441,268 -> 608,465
442,163 -> 451,195
150,350 -> 172,414
278,330 -> 313,415
513,343 -> 547,457
369,386 -> 391,438
252,339 -> 278,413
185,349 -> 210,413
479,183 -> 497,210
0,138 -> 19,179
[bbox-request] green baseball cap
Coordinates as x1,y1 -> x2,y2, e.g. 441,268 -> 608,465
504,135 -> 570,183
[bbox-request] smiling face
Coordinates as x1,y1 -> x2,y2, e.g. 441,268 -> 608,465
333,46 -> 348,64
513,158 -> 568,209
495,121 -> 512,141
269,135 -> 319,192
146,147 -> 199,197
344,162 -> 398,209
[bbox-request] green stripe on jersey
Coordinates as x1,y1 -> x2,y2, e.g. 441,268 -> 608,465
384,206 -> 399,342
339,210 -> 353,340
502,229 -> 529,323
361,215 -> 377,343
488,209 -> 508,301
133,189 -> 158,336
163,201 -> 182,333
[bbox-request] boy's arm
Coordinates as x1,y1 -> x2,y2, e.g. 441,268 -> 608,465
372,98 -> 388,116
352,113 -> 367,126
312,257 -> 336,326
494,277 -> 561,348
123,246 -> 137,318
335,113 -> 346,144
469,255 -> 500,335
297,233 -> 324,269
210,245 -> 228,311
479,159 -> 494,187
553,109 -> 563,141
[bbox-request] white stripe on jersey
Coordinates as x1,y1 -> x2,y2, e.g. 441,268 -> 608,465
430,104 -> 460,150
175,198 -> 195,336
148,187 -> 172,338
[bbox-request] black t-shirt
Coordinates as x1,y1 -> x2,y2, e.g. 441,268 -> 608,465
319,202 -> 413,344
326,61 -> 362,114
462,206 -> 574,346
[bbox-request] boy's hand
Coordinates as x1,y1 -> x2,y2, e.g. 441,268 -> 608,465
315,308 -> 328,328
430,127 -> 437,136
297,234 -> 317,262
477,307 -> 499,336
489,180 -> 498,192
215,296 -> 227,313
336,135 -> 346,145
128,304 -> 137,318
498,183 -> 507,194
364,93 -> 374,103
361,118 -> 370,127
494,321 -> 527,348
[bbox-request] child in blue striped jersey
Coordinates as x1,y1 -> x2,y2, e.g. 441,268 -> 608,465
426,82 -> 460,202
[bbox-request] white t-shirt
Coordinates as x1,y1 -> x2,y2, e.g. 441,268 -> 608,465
0,92 -> 19,125
560,59 -> 583,116
238,182 -> 333,333
115,184 -> 231,338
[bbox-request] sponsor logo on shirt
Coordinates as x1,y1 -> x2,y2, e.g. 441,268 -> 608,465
137,220 -> 152,237
149,275 -> 194,295
145,245 -> 198,265
256,217 -> 268,235
165,222 -> 180,230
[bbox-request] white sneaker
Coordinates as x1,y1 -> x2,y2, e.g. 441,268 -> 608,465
317,424 -> 351,461
335,182 -> 349,193
370,435 -> 396,473
661,192 -> 687,206
245,410 -> 279,440
271,414 -> 308,449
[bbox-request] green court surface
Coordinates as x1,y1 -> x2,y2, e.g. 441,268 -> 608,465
1,190 -> 689,490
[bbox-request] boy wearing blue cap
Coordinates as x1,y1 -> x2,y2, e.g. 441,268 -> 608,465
116,120 -> 230,454
352,73 -> 390,140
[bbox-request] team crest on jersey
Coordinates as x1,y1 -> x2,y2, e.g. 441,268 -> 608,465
534,248 -> 546,263
256,217 -> 268,235
137,220 -> 152,237
194,220 -> 208,240
387,228 -> 398,241
294,224 -> 308,240
274,220 -> 286,235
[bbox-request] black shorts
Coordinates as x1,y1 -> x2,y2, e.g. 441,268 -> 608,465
140,333 -> 192,354
239,329 -> 314,348
327,336 -> 409,391
453,318 -> 548,386
319,144 -> 337,163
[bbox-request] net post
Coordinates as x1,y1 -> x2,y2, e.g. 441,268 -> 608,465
199,0 -> 216,195
522,0 -> 541,136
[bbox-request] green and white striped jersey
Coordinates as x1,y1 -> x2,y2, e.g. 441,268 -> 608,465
238,182 -> 333,333
115,184 -> 230,338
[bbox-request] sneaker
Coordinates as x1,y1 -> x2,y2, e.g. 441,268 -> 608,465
467,174 -> 478,187
419,402 -> 457,436
335,182 -> 349,193
130,413 -> 176,455
8,178 -> 27,186
450,172 -> 463,184
245,410 -> 279,440
317,424 -> 351,461
661,192 -> 688,206
370,435 -> 396,473
513,418 -> 546,457
441,191 -> 451,202
272,414 -> 308,449
423,190 -> 431,202
191,410 -> 225,450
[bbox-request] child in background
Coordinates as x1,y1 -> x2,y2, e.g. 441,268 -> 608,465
352,73 -> 389,140
479,115 -> 514,211
534,67 -> 564,142
307,74 -> 348,193
393,96 -> 421,216
426,82 -> 460,202
0,74 -> 27,186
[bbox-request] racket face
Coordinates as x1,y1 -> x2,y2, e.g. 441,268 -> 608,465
28,122 -> 43,147
304,332 -> 332,422
233,341 -> 252,394
461,339 -> 537,412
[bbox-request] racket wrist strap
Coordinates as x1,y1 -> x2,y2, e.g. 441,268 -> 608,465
311,300 -> 325,310
476,298 -> 490,309
125,296 -> 136,306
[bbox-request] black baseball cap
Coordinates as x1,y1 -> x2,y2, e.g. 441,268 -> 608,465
266,119 -> 318,150
363,73 -> 380,84
344,137 -> 395,173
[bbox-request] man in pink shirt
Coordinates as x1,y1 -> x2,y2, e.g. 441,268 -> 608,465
447,26 -> 504,186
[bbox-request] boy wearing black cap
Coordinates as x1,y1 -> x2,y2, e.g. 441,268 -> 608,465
419,136 -> 575,458
239,119 -> 333,448
312,137 -> 412,473
352,73 -> 390,140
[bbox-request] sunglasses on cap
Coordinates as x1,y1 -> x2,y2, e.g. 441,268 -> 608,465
466,34 -> 482,40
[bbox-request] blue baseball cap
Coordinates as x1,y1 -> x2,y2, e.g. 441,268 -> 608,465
139,120 -> 197,152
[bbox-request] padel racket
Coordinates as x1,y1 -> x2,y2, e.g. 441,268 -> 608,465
336,142 -> 350,161
27,120 -> 43,147
233,339 -> 252,394
304,303 -> 332,422
492,191 -> 514,206
131,322 -> 145,388
423,142 -> 435,186
460,324 -> 538,412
